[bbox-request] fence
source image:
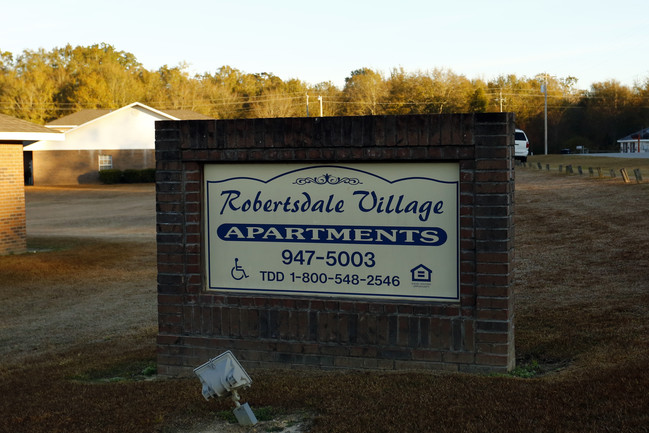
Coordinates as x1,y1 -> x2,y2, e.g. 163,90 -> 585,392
518,161 -> 645,184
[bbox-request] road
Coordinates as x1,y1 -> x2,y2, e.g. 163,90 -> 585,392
25,184 -> 156,240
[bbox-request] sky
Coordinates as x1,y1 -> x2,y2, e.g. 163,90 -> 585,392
2,0 -> 648,90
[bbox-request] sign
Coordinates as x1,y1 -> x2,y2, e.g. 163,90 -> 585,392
204,163 -> 459,301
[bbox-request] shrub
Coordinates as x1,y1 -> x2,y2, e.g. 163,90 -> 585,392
99,168 -> 156,184
139,168 -> 156,183
98,169 -> 123,184
122,169 -> 141,184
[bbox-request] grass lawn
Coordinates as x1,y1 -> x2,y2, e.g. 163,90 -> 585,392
1,169 -> 648,432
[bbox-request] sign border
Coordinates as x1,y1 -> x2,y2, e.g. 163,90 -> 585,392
204,163 -> 460,302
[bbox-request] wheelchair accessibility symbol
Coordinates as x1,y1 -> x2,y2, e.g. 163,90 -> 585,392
231,258 -> 249,280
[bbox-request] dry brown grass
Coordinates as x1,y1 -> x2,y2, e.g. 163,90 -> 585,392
0,237 -> 157,365
513,166 -> 649,371
1,169 -> 648,433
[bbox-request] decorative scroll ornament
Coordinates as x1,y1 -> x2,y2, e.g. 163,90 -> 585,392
293,173 -> 362,186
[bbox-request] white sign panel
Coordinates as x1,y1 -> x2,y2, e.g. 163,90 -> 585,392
204,163 -> 459,301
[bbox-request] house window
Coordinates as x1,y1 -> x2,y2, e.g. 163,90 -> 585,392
99,155 -> 113,171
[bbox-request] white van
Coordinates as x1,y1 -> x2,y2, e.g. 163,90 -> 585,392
514,129 -> 530,162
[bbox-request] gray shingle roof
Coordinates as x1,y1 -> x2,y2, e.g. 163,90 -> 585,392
46,109 -> 112,127
618,127 -> 649,141
46,106 -> 213,127
163,109 -> 213,120
0,113 -> 54,133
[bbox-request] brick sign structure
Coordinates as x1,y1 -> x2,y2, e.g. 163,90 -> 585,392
155,113 -> 515,376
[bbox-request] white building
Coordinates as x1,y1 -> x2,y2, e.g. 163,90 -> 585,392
617,128 -> 649,153
24,102 -> 212,185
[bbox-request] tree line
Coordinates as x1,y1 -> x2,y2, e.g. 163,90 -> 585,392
2,43 -> 649,153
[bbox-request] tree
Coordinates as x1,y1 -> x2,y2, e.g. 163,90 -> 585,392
154,63 -> 202,110
468,85 -> 488,113
3,49 -> 58,123
198,66 -> 254,119
250,88 -> 300,118
423,68 -> 472,114
311,81 -> 344,116
0,51 -> 16,116
249,75 -> 307,118
486,75 -> 544,125
342,68 -> 387,115
2,42 -> 649,153
385,68 -> 433,115
385,68 -> 474,115
57,44 -> 148,111
580,80 -> 635,149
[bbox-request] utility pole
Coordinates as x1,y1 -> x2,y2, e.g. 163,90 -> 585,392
318,96 -> 323,117
542,75 -> 548,155
494,89 -> 505,112
306,94 -> 310,117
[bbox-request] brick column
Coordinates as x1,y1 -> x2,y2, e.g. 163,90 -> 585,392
0,144 -> 27,255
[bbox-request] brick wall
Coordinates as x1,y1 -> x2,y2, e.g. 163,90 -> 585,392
155,113 -> 515,376
31,149 -> 155,184
0,144 -> 27,255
